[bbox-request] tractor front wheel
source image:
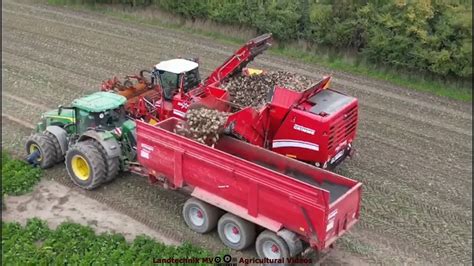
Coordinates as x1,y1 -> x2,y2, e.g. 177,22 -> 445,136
25,133 -> 57,169
65,141 -> 106,190
44,131 -> 64,163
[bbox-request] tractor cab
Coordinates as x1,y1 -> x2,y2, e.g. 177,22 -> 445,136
70,92 -> 128,134
152,58 -> 201,100
35,92 -> 128,135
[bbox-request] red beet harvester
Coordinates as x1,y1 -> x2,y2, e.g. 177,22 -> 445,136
102,34 -> 359,169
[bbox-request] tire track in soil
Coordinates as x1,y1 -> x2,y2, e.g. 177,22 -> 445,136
5,1 -> 473,117
4,2 -> 470,132
354,129 -> 471,209
3,2 -> 470,122
3,1 -> 472,265
2,9 -> 220,75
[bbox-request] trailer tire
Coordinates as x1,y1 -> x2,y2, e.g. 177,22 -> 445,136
217,213 -> 256,250
25,133 -> 57,169
256,230 -> 290,264
183,198 -> 219,234
65,141 -> 106,190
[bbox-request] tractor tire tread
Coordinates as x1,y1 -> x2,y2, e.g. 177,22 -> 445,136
26,133 -> 57,169
44,131 -> 64,163
66,141 -> 106,190
84,140 -> 119,183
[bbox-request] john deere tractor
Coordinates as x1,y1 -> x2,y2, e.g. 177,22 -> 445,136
26,92 -> 137,190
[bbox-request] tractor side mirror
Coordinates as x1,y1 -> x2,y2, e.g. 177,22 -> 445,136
58,105 -> 63,115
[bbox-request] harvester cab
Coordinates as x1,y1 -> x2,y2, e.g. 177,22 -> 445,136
26,92 -> 137,190
101,34 -> 273,123
152,58 -> 201,100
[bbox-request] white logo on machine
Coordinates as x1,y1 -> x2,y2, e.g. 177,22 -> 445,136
272,139 -> 319,151
326,209 -> 338,232
173,109 -> 186,118
113,127 -> 122,137
140,143 -> 154,159
293,124 -> 315,135
177,102 -> 190,109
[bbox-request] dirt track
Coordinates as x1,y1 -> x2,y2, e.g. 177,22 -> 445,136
2,0 -> 472,264
2,179 -> 179,245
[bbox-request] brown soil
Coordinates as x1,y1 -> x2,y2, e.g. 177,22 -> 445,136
2,179 -> 179,245
2,0 -> 472,265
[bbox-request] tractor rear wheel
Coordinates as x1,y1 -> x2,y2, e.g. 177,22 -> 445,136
65,141 -> 106,190
84,140 -> 119,183
25,133 -> 57,169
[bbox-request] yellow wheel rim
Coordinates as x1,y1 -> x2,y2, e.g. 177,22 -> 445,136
71,155 -> 90,181
29,144 -> 42,161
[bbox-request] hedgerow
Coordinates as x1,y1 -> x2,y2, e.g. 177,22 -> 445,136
52,0 -> 472,83
2,218 -> 213,265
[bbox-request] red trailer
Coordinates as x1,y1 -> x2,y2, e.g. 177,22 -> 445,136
136,118 -> 362,262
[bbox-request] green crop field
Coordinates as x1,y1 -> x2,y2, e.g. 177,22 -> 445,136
2,151 -> 42,196
2,218 -> 213,265
1,151 -> 214,265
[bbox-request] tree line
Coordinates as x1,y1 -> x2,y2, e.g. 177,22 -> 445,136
69,0 -> 473,81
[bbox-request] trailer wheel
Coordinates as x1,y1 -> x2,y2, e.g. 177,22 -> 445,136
25,133 -> 57,169
65,141 -> 106,190
217,213 -> 256,250
183,198 -> 219,234
256,230 -> 290,263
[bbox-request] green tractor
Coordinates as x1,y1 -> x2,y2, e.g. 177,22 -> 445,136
26,92 -> 137,190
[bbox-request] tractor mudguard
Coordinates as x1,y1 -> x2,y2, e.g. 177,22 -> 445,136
79,131 -> 121,158
46,126 -> 68,156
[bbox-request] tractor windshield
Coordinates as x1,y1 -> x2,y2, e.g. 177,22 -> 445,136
158,70 -> 179,100
76,107 -> 126,133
